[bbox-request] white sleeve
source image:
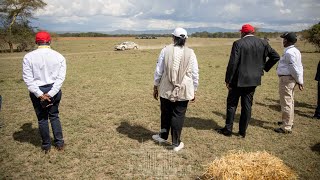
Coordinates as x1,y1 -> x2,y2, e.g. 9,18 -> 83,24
287,53 -> 303,85
47,55 -> 67,97
191,51 -> 199,91
154,48 -> 165,86
22,56 -> 43,97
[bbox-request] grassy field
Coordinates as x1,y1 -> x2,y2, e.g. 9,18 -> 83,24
0,37 -> 319,179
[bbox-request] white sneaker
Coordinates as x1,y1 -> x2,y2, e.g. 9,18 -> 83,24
173,142 -> 184,152
152,134 -> 166,143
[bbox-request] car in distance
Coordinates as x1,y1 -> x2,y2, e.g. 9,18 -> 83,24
114,41 -> 139,50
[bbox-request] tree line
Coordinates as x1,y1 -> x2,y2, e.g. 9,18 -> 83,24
0,0 -> 319,53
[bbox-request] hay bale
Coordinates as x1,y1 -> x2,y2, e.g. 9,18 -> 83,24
200,151 -> 297,180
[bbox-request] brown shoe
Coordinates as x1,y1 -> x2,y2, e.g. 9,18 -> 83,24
274,127 -> 292,134
56,145 -> 65,151
42,148 -> 51,154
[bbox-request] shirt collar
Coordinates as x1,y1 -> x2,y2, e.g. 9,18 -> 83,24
38,45 -> 51,49
284,45 -> 294,52
243,34 -> 254,38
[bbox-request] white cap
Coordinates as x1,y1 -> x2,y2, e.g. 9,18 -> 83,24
172,27 -> 188,39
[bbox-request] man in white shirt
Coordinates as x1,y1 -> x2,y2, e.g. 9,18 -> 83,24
152,28 -> 199,152
23,31 -> 66,153
275,32 -> 303,134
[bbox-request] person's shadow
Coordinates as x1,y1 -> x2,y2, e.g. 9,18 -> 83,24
184,117 -> 223,130
212,111 -> 275,130
116,122 -> 155,143
256,98 -> 315,118
116,118 -> 223,143
311,143 -> 320,154
13,123 -> 41,147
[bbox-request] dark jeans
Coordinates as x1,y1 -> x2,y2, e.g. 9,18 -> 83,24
30,84 -> 64,150
160,97 -> 188,147
225,86 -> 256,134
315,81 -> 320,116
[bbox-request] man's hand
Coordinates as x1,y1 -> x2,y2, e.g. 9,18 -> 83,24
298,84 -> 304,91
226,83 -> 232,90
39,93 -> 53,108
191,95 -> 196,102
153,86 -> 158,100
39,94 -> 46,101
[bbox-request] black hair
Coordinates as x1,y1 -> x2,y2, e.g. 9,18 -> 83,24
173,35 -> 186,47
36,42 -> 51,46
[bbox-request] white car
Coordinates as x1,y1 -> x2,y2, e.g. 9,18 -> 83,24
114,41 -> 139,50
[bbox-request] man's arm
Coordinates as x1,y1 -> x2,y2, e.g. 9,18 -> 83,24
47,56 -> 67,97
264,44 -> 280,72
287,53 -> 303,85
191,51 -> 199,92
225,41 -> 240,84
22,57 -> 43,97
153,48 -> 165,100
154,48 -> 165,86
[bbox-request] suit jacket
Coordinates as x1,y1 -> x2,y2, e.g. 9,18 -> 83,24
316,61 -> 320,81
225,35 -> 280,87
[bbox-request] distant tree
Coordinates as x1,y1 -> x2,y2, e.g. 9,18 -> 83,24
0,0 -> 46,53
302,22 -> 320,51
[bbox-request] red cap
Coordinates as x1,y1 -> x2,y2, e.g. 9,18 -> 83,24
35,31 -> 51,43
240,24 -> 255,33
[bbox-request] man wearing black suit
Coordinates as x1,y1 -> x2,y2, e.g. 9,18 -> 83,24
313,61 -> 320,119
217,24 -> 280,138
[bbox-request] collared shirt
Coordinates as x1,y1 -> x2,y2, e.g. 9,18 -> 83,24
243,34 -> 254,38
277,45 -> 303,84
154,45 -> 199,91
23,46 -> 67,98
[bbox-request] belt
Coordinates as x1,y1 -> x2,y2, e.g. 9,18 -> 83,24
39,83 -> 54,88
278,75 -> 291,77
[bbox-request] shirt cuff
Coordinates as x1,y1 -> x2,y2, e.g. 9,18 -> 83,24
47,90 -> 57,98
34,90 -> 44,98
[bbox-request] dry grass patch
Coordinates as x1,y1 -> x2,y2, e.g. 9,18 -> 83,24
200,151 -> 298,180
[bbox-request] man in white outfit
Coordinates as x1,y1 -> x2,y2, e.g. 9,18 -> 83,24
275,32 -> 303,134
23,31 -> 66,153
152,28 -> 199,152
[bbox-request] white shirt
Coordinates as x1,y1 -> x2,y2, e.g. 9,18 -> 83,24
154,46 -> 199,91
23,46 -> 67,98
277,45 -> 303,84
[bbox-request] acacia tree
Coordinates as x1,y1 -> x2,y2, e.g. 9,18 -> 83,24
0,0 -> 46,53
302,22 -> 320,52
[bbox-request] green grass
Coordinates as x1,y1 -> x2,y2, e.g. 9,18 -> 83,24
0,37 -> 319,179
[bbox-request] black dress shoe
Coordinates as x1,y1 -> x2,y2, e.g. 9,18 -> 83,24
274,127 -> 292,134
238,132 -> 246,138
277,121 -> 293,129
216,128 -> 232,137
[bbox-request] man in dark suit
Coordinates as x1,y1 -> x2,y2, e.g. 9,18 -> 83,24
217,24 -> 280,138
313,61 -> 320,119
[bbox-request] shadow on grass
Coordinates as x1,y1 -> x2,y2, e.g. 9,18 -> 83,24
212,111 -> 275,130
13,123 -> 41,147
184,117 -> 223,130
311,143 -> 320,154
256,98 -> 315,118
116,122 -> 155,143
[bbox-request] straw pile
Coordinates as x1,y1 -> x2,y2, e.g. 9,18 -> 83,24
200,151 -> 297,180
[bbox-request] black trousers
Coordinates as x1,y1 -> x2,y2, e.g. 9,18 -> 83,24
225,86 -> 256,134
160,97 -> 188,147
315,81 -> 320,116
30,84 -> 64,150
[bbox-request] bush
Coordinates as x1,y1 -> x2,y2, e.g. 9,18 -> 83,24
302,22 -> 320,51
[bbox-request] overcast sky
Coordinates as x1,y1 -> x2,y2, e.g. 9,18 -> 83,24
32,0 -> 320,32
